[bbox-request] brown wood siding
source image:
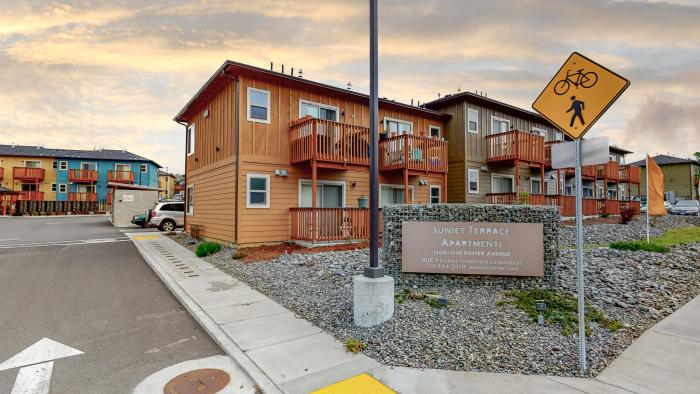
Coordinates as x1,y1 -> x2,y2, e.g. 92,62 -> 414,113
185,82 -> 237,173
186,157 -> 236,243
447,160 -> 465,202
236,162 -> 444,246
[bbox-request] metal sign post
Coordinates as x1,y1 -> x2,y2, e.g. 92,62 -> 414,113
573,139 -> 587,373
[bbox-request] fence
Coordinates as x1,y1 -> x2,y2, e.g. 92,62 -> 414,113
10,200 -> 110,215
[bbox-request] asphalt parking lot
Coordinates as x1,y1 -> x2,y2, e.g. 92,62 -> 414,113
0,216 -> 222,393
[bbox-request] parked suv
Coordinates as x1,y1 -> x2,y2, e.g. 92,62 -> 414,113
147,201 -> 185,231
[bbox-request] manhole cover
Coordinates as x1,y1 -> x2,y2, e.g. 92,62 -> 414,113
163,368 -> 230,394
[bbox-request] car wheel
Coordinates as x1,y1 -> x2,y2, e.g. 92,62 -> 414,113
159,219 -> 175,232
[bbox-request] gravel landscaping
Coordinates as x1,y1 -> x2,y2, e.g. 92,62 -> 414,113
171,215 -> 700,377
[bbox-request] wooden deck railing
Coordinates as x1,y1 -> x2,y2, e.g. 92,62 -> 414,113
13,167 -> 45,181
485,130 -> 545,164
290,208 -> 382,242
18,191 -> 44,201
69,192 -> 97,202
108,170 -> 134,183
378,135 -> 448,173
0,167 -> 4,180
598,161 -> 620,181
544,195 -> 576,217
544,141 -> 561,167
487,193 -> 545,205
620,200 -> 641,215
289,117 -> 370,166
69,169 -> 98,182
619,165 -> 641,184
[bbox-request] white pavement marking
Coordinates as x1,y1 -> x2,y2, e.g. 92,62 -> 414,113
0,338 -> 83,394
0,238 -> 130,249
11,361 -> 53,394
0,238 -> 21,242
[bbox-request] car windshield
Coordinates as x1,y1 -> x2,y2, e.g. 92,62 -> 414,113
676,201 -> 698,207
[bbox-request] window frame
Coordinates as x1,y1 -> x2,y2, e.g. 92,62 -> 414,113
185,185 -> 194,215
80,162 -> 97,171
428,125 -> 441,138
383,117 -> 413,135
429,185 -> 441,204
51,183 -> 57,192
490,173 -> 515,193
186,123 -> 196,156
490,115 -> 511,135
247,87 -> 271,124
298,100 -> 339,121
246,173 -> 270,208
379,183 -> 415,206
140,163 -> 148,173
468,168 -> 480,194
114,163 -> 131,172
23,160 -> 41,168
531,127 -> 547,138
297,179 -> 346,208
58,184 -> 67,193
530,177 -> 542,195
466,107 -> 479,134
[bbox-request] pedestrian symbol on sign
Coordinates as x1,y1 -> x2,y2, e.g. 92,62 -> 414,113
567,96 -> 585,127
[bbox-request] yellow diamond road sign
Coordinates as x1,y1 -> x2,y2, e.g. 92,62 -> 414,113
532,52 -> 629,140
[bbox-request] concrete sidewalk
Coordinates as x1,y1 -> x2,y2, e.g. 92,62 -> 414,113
129,233 -> 699,394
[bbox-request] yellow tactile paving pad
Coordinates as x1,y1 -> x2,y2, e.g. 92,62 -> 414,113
311,373 -> 395,394
133,235 -> 161,240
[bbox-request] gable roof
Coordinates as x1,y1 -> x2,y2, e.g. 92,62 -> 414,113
629,154 -> 699,167
0,145 -> 161,167
174,60 -> 450,124
423,91 -> 550,124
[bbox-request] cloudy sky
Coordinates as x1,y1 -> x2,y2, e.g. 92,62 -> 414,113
1,0 -> 699,173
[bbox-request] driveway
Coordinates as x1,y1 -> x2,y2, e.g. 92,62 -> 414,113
0,216 -> 222,393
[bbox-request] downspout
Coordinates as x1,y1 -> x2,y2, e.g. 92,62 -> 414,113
222,70 -> 240,244
176,120 -> 188,233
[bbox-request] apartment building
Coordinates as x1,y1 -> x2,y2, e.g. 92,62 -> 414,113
174,61 -> 449,246
158,171 -> 178,199
630,154 -> 699,201
0,145 -> 160,203
424,91 -> 641,216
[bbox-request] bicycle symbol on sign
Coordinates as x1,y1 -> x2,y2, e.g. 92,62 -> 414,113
553,68 -> 598,95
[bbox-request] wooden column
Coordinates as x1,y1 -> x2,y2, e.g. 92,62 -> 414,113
403,135 -> 409,203
443,172 -> 448,203
514,132 -> 520,192
311,160 -> 317,243
540,164 -> 545,195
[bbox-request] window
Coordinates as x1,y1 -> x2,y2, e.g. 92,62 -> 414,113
115,163 -> 130,172
530,177 -> 542,194
380,185 -> 414,207
24,160 -> 41,168
467,108 -> 479,133
58,184 -> 67,193
429,125 -> 441,138
185,186 -> 194,214
299,180 -> 344,208
51,184 -> 57,192
247,87 -> 271,123
430,186 -> 441,204
81,162 -> 97,170
52,161 -> 57,169
140,164 -> 148,173
582,187 -> 593,198
171,203 -> 184,212
490,116 -> 510,134
299,100 -> 338,121
566,185 -> 573,195
57,161 -> 67,170
531,127 -> 547,138
186,123 -> 196,156
247,174 -> 270,208
554,131 -> 564,141
491,174 -> 514,193
468,169 -> 479,194
607,187 -> 617,200
21,184 -> 36,192
384,118 -> 412,135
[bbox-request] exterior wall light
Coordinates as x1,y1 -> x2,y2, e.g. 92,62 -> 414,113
274,169 -> 288,177
480,165 -> 489,172
418,179 -> 427,186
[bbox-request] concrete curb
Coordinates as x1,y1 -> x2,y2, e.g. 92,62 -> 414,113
127,234 -> 283,394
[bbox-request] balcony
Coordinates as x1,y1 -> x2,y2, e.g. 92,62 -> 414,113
485,130 -> 544,165
563,165 -> 597,179
69,169 -> 98,182
379,134 -> 448,173
598,161 -> 620,182
69,192 -> 97,202
487,193 -> 545,205
290,208 -> 383,243
544,141 -> 561,167
13,167 -> 45,181
290,117 -> 370,169
619,165 -> 641,184
0,167 -> 3,180
108,170 -> 134,183
18,191 -> 44,201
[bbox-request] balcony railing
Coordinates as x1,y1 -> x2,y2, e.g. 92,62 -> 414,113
18,191 -> 44,201
619,165 -> 641,184
0,167 -> 3,180
485,130 -> 544,164
289,117 -> 370,166
290,208 -> 384,242
598,161 -> 620,181
13,167 -> 45,181
544,141 -> 561,167
487,193 -> 545,205
108,170 -> 134,183
69,192 -> 97,202
69,169 -> 98,182
379,134 -> 448,173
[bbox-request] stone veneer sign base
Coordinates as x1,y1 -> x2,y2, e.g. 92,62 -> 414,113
382,204 -> 560,289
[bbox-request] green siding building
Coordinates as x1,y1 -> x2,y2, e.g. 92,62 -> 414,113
630,154 -> 699,200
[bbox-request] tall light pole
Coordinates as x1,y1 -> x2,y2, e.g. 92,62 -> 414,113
365,0 -> 382,279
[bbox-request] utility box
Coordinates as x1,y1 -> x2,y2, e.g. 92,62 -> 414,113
111,188 -> 159,226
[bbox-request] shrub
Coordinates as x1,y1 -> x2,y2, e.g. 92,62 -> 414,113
344,337 -> 366,354
609,240 -> 670,253
619,208 -> 636,224
195,241 -> 221,257
600,212 -> 611,218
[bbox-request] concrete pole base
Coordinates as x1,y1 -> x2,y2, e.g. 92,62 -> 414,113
353,275 -> 394,327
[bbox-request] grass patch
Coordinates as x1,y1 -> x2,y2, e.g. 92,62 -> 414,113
609,241 -> 670,253
499,289 -> 622,336
195,241 -> 221,257
395,289 -> 448,309
653,226 -> 700,247
344,337 -> 366,354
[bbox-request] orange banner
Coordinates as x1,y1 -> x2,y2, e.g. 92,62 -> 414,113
647,155 -> 666,216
